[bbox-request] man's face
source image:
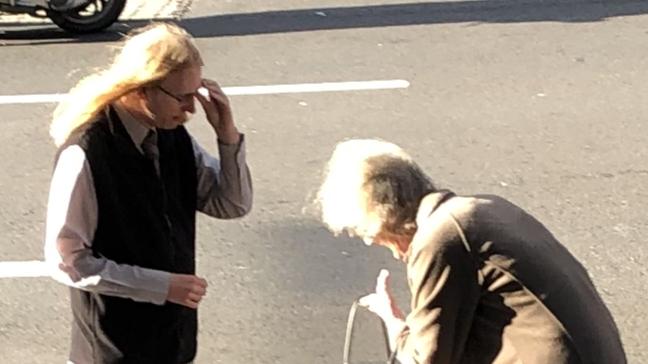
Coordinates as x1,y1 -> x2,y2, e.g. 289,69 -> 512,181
364,230 -> 410,261
146,65 -> 203,129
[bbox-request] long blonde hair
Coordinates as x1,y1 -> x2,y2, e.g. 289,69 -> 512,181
50,22 -> 203,146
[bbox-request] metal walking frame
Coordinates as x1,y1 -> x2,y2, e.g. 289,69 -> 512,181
343,298 -> 398,364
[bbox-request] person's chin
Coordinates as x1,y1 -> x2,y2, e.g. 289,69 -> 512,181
175,115 -> 189,126
388,246 -> 407,261
388,246 -> 399,260
161,118 -> 187,129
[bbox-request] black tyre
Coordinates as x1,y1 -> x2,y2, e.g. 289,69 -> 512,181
48,0 -> 127,34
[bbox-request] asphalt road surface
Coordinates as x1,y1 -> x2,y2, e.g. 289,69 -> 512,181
0,1 -> 646,363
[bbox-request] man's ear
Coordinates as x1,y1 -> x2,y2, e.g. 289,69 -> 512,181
136,87 -> 157,121
121,87 -> 147,104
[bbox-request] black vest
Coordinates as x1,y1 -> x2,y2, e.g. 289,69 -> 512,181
59,107 -> 198,364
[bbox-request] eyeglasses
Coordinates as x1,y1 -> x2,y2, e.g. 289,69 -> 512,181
156,85 -> 195,104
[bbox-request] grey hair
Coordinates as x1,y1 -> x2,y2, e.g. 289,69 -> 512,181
316,139 -> 435,239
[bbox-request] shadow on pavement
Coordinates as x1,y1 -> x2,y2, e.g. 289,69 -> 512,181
182,0 -> 648,37
2,0 -> 648,46
0,20 -> 146,46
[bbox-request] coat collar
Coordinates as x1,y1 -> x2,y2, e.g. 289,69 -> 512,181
415,189 -> 456,227
403,189 -> 455,262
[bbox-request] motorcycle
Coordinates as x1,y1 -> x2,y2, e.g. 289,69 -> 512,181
0,0 -> 127,34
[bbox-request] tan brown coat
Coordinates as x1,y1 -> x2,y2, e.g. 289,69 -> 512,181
396,191 -> 626,364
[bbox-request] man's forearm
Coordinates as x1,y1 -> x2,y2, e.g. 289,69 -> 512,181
48,249 -> 171,305
195,135 -> 253,217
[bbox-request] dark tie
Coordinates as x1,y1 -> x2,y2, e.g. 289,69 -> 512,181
141,130 -> 160,176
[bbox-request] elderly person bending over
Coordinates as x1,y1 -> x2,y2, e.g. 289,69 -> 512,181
317,139 -> 626,364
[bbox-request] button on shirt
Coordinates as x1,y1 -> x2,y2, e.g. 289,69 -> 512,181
44,104 -> 253,305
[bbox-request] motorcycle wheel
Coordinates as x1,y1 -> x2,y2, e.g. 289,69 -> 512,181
48,0 -> 127,34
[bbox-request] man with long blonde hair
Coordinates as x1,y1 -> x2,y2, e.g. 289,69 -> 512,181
44,23 -> 252,363
317,139 -> 626,364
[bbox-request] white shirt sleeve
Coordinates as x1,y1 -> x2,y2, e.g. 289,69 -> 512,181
44,145 -> 171,305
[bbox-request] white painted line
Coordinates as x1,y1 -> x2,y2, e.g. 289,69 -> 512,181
0,93 -> 67,105
0,260 -> 49,278
224,79 -> 411,96
0,79 -> 410,105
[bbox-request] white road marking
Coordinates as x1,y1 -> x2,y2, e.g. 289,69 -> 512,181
0,260 -> 49,278
0,79 -> 410,105
0,93 -> 67,104
224,79 -> 410,96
